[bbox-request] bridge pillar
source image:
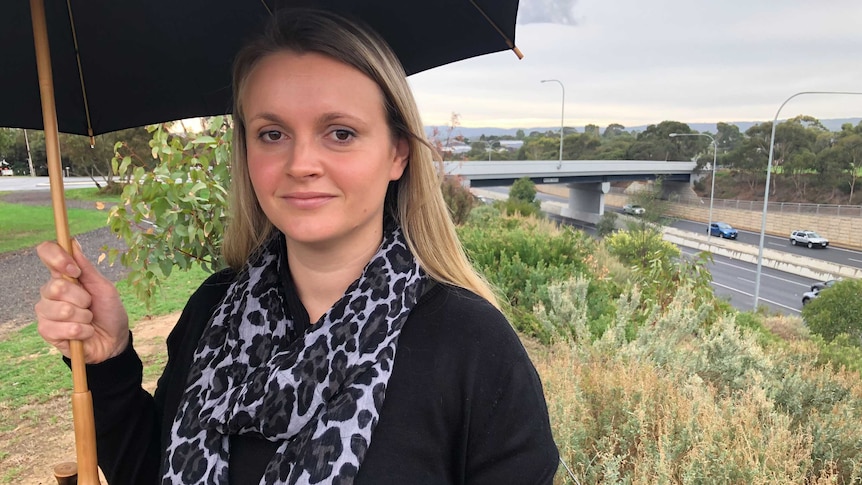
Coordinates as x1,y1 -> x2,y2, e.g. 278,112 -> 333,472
663,181 -> 698,202
562,182 -> 610,224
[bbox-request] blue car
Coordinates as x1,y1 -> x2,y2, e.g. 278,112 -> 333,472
708,222 -> 738,239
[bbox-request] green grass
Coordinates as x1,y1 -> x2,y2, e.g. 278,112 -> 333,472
119,264 -> 210,321
0,265 -> 209,409
0,201 -> 110,254
63,187 -> 123,204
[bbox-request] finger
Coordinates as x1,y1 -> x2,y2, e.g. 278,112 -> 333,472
35,298 -> 95,326
35,241 -> 81,279
39,277 -> 93,311
36,315 -> 97,343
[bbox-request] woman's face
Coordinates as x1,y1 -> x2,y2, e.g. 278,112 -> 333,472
242,51 -> 408,252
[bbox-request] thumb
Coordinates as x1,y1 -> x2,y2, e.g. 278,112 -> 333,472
70,239 -> 110,288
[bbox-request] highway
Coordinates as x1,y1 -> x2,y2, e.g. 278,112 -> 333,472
669,218 -> 862,271
482,186 -> 833,315
678,248 -> 813,315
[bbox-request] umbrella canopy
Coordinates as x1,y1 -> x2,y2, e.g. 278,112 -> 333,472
1,0 -> 521,137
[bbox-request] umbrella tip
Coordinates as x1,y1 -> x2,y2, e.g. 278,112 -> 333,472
512,46 -> 524,60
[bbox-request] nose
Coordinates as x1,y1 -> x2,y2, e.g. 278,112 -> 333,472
284,135 -> 323,179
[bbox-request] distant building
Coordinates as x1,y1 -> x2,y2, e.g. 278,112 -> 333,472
440,142 -> 472,155
498,140 -> 524,151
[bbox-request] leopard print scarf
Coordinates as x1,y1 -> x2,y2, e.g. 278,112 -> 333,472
161,223 -> 426,484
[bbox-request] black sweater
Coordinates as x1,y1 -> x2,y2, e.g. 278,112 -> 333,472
82,270 -> 559,484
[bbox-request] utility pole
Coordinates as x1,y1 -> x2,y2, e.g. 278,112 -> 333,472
24,129 -> 36,177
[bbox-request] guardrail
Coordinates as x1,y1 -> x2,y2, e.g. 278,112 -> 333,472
608,187 -> 862,217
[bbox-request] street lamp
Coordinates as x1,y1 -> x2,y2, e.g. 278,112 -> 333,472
752,91 -> 862,310
541,79 -> 565,168
482,140 -> 492,161
669,133 -> 717,238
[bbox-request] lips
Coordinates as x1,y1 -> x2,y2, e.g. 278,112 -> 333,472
281,192 -> 335,210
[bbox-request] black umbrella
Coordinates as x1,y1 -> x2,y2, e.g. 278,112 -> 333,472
2,0 -> 521,138
2,1 -> 521,483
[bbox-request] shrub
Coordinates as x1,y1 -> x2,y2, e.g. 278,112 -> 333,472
604,227 -> 679,270
802,279 -> 862,343
439,176 -> 475,225
458,214 -> 615,342
509,176 -> 537,203
107,119 -> 231,306
595,211 -> 618,237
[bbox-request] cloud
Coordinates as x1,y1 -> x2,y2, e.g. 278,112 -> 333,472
517,0 -> 578,25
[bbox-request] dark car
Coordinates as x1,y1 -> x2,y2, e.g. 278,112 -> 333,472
708,222 -> 738,239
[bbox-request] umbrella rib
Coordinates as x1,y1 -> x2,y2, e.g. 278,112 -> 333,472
260,0 -> 273,15
65,0 -> 95,146
467,0 -> 524,59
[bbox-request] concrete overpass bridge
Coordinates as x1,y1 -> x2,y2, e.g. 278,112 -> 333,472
442,160 -> 698,223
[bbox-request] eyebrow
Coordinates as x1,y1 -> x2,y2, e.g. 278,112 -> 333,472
246,111 -> 367,127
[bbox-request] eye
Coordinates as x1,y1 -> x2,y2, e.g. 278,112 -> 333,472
329,128 -> 356,143
259,130 -> 283,143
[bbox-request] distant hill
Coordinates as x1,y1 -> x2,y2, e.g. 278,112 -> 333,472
425,118 -> 862,140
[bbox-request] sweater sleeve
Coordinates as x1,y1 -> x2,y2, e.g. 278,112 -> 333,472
465,352 -> 559,485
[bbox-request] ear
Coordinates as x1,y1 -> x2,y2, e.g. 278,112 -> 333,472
389,136 -> 410,181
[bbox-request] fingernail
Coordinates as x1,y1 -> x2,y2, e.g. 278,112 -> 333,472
66,263 -> 79,276
73,239 -> 83,251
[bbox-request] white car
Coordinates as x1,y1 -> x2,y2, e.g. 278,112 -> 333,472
623,204 -> 645,215
790,230 -> 829,249
802,288 -> 819,305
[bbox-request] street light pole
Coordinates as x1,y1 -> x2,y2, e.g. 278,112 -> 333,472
541,79 -> 565,168
670,133 -> 717,238
752,91 -> 862,310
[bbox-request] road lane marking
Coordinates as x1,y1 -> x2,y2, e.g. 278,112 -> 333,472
711,282 -> 801,314
850,258 -> 862,263
710,260 -> 811,287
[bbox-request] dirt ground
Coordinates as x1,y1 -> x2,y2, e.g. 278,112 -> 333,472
0,312 -> 180,484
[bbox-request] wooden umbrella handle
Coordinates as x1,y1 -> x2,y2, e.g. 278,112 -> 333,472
30,0 -> 100,483
53,462 -> 77,485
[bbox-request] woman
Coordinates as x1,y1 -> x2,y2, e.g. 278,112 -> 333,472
35,9 -> 558,485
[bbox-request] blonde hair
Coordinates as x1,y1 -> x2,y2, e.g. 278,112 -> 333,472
223,9 -> 498,307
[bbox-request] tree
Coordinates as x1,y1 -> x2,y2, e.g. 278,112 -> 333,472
509,176 -> 537,203
506,176 -> 542,217
59,126 -> 153,187
518,136 -> 559,160
0,128 -> 16,160
602,123 -> 626,139
625,121 -> 694,161
584,124 -> 601,137
715,122 -> 743,154
562,133 -> 601,160
627,178 -> 669,226
818,133 -> 862,203
802,279 -> 862,344
429,112 -> 462,161
107,117 -> 232,305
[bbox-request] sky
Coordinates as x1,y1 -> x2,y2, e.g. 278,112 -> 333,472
407,0 -> 862,130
